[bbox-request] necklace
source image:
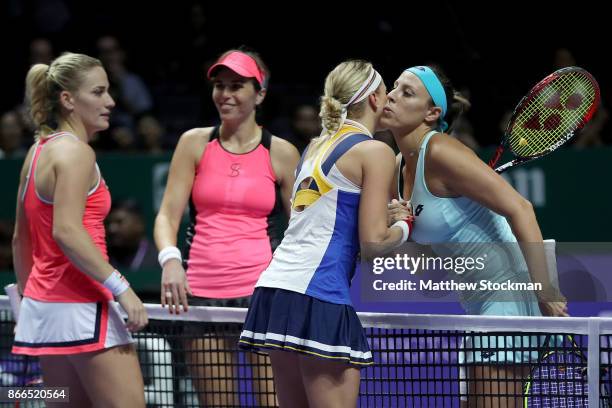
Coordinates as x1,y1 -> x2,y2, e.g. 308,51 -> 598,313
219,125 -> 261,152
407,131 -> 428,157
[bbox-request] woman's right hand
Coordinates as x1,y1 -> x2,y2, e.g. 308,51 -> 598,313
537,288 -> 569,317
539,301 -> 569,317
161,259 -> 192,314
387,199 -> 414,226
116,288 -> 148,332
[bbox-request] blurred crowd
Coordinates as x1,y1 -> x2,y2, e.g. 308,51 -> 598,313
1,2 -> 610,274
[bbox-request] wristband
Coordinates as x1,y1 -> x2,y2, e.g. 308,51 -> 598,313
392,219 -> 412,244
103,270 -> 130,297
158,246 -> 182,268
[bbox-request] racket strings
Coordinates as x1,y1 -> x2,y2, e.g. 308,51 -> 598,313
528,348 -> 589,407
509,71 -> 598,158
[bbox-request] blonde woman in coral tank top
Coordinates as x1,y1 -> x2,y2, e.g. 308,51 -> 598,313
12,52 -> 147,407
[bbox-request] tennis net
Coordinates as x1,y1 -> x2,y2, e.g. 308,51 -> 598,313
1,297 -> 612,407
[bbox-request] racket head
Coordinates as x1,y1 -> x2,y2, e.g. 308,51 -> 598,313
525,350 -> 588,406
505,66 -> 600,159
525,335 -> 589,407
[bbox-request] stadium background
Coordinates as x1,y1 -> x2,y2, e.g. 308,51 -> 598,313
1,1 -> 610,312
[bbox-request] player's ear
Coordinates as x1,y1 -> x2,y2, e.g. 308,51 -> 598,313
425,106 -> 442,124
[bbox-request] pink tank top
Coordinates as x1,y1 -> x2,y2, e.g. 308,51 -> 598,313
186,127 -> 278,298
22,133 -> 113,302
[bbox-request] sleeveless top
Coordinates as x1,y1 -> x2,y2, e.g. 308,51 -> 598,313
184,126 -> 282,298
23,132 -> 113,302
399,131 -> 532,308
256,120 -> 372,305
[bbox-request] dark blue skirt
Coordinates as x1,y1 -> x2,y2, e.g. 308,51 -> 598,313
239,287 -> 373,367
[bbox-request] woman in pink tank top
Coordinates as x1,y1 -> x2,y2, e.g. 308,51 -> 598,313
154,48 -> 299,406
12,53 -> 147,406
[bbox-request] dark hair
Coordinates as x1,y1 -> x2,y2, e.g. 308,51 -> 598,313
428,65 -> 471,132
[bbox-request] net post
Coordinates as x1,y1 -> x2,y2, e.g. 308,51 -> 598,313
588,318 -> 601,408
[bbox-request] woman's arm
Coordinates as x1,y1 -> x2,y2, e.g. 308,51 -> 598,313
270,136 -> 300,216
359,141 -> 412,259
12,146 -> 36,294
52,139 -> 147,330
154,129 -> 206,250
154,128 -> 207,313
427,135 -> 568,316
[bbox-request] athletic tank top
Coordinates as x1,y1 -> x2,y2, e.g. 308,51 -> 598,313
184,126 -> 282,298
256,120 -> 372,305
399,131 -> 530,307
399,131 -> 516,244
22,132 -> 113,302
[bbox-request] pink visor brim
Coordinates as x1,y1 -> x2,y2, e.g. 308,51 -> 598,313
207,51 -> 264,87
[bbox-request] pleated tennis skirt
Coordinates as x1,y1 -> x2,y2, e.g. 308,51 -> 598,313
12,297 -> 134,356
239,287 -> 373,367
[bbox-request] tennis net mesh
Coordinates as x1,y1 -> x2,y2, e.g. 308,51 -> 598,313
1,298 -> 612,407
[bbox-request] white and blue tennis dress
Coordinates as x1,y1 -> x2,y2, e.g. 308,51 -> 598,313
238,120 -> 374,366
402,131 -> 543,364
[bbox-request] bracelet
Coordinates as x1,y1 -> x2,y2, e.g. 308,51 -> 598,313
103,270 -> 130,297
392,219 -> 412,244
158,246 -> 182,268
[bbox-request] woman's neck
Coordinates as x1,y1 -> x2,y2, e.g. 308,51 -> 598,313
347,113 -> 376,136
396,124 -> 433,155
57,118 -> 88,142
219,116 -> 259,145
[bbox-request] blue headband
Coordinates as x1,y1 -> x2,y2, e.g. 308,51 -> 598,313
405,66 -> 448,131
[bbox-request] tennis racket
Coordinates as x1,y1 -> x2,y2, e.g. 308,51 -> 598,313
524,335 -> 610,407
489,66 -> 600,174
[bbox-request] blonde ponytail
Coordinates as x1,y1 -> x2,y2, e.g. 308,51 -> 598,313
25,64 -> 52,138
307,60 -> 374,159
23,52 -> 103,140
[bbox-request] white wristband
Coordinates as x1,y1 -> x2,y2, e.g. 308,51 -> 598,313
158,246 -> 182,268
103,270 -> 130,297
392,220 -> 411,245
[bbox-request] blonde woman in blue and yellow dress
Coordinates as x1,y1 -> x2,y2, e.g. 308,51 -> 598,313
239,60 -> 414,407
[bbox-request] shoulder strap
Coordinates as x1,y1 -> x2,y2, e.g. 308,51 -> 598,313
321,133 -> 372,176
209,125 -> 220,141
295,145 -> 309,177
398,155 -> 405,201
260,127 -> 272,150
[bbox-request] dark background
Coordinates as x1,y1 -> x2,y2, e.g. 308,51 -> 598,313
2,1 -> 609,147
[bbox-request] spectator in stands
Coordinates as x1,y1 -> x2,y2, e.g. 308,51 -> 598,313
0,111 -> 27,159
29,38 -> 54,65
96,35 -> 153,138
137,114 -> 166,153
283,104 -> 321,154
106,199 -> 158,271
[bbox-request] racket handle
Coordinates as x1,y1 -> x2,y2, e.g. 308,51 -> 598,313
494,161 -> 514,174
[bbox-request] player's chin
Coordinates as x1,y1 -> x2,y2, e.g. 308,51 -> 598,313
378,115 -> 392,129
96,117 -> 111,131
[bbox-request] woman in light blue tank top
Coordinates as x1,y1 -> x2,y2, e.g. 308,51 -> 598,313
381,65 -> 568,407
